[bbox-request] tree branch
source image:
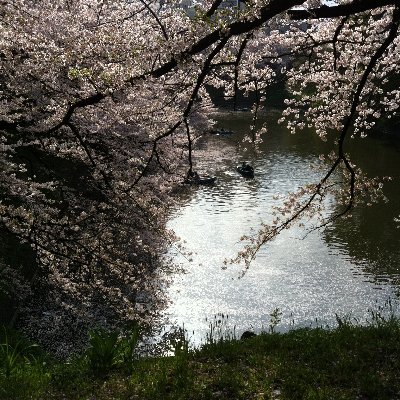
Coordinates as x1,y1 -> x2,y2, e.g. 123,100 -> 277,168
288,0 -> 398,20
139,0 -> 169,41
7,0 -> 304,137
146,0 -> 306,79
234,33 -> 252,110
332,16 -> 349,71
240,6 -> 400,268
205,0 -> 224,18
66,122 -> 112,189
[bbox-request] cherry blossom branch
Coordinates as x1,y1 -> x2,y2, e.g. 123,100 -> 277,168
205,0 -> 224,18
47,93 -> 106,135
6,0 -> 304,143
332,16 -> 349,71
288,0 -> 398,20
260,39 -> 362,63
150,0 -> 306,79
66,122 -> 112,189
184,118 -> 193,173
138,0 -> 169,41
6,0 -> 395,141
236,6 -> 400,269
234,33 -> 252,110
129,38 -> 231,188
333,6 -> 400,214
237,157 -> 342,269
298,6 -> 400,227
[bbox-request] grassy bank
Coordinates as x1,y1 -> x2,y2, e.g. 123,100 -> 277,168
1,317 -> 400,400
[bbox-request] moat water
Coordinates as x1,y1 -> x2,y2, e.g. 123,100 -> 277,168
164,111 -> 400,343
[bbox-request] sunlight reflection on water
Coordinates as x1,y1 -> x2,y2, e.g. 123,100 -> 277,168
163,114 -> 400,345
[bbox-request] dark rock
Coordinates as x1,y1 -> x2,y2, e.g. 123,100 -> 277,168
240,330 -> 257,340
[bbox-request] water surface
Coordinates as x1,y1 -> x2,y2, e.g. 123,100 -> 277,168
164,111 -> 400,343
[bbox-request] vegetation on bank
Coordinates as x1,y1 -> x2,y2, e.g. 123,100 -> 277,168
1,313 -> 400,400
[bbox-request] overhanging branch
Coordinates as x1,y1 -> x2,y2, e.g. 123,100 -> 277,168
289,0 -> 398,20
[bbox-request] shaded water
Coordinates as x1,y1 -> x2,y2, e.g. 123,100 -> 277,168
164,111 -> 400,343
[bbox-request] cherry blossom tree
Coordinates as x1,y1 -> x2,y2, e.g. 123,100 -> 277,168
1,0 -> 399,355
230,0 -> 400,268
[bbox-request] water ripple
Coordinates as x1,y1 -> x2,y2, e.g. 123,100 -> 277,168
164,113 -> 400,344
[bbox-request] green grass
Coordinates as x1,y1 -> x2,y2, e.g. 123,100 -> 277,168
1,317 -> 400,399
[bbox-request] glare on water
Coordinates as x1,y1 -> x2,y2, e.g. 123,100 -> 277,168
164,111 -> 400,344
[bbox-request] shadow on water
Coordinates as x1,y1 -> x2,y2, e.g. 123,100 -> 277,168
165,111 -> 400,344
324,131 -> 400,287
